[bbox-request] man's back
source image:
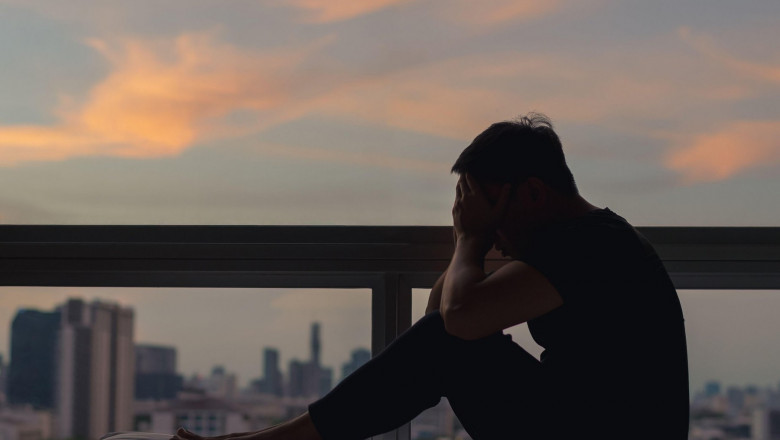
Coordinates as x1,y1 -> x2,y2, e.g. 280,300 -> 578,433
522,208 -> 689,438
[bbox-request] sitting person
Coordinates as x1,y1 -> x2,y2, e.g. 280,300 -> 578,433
173,113 -> 689,440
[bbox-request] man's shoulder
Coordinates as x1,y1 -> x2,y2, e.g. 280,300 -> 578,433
542,208 -> 637,248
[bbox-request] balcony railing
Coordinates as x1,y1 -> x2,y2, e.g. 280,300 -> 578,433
1,225 -> 779,440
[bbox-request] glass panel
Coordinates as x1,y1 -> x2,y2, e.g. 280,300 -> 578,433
681,290 -> 780,440
1,3 -> 777,226
0,287 -> 370,439
410,288 -> 780,439
409,289 -> 544,440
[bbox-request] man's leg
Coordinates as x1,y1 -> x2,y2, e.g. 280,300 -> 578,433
308,311 -> 552,440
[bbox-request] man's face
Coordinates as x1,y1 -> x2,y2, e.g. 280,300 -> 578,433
477,181 -> 521,257
478,179 -> 538,258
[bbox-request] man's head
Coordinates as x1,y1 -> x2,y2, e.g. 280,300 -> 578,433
451,113 -> 579,256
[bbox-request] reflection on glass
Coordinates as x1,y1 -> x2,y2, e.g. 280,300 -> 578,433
0,287 -> 370,439
410,288 -> 780,440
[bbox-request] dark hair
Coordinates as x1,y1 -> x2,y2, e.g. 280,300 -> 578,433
451,113 -> 578,196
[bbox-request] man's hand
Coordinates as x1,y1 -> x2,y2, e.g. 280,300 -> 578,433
452,173 -> 511,254
172,428 -> 253,440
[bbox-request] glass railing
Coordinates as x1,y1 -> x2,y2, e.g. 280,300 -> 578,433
1,225 -> 778,440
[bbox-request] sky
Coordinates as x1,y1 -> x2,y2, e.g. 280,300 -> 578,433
0,0 -> 779,395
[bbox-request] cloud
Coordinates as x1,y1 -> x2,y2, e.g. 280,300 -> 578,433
439,0 -> 564,27
279,0 -> 413,23
276,0 -> 582,25
253,142 -> 449,174
0,33 -> 330,166
679,27 -> 780,84
664,120 -> 780,183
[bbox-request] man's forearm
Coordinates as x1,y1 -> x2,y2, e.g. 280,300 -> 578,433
425,268 -> 448,314
441,236 -> 489,314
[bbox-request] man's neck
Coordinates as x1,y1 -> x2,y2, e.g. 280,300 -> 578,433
548,194 -> 600,223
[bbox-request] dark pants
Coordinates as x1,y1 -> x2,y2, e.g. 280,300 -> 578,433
308,311 -> 557,440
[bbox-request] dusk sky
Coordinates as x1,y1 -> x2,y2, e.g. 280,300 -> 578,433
1,0 -> 779,395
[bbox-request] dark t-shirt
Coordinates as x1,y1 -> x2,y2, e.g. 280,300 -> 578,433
521,208 -> 689,438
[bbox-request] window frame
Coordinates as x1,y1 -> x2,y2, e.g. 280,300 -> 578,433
2,225 -> 779,440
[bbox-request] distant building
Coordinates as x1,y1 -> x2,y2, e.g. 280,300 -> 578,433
704,380 -> 722,397
752,407 -> 780,440
135,344 -> 182,400
56,298 -> 135,440
287,323 -> 332,398
318,366 -> 333,398
0,354 -> 8,403
341,348 -> 371,382
0,407 -> 53,440
134,396 -> 248,436
287,360 -> 307,398
727,386 -> 746,416
311,323 -> 321,366
253,348 -> 283,397
185,366 -> 238,400
7,309 -> 60,409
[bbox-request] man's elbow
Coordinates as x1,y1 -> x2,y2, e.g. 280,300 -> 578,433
441,305 -> 482,341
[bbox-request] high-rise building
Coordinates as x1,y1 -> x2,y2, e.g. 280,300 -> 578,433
287,323 -> 331,398
341,348 -> 371,382
258,348 -> 283,397
287,359 -> 306,398
135,344 -> 182,400
317,366 -> 333,398
7,309 -> 61,409
56,298 -> 135,440
0,353 -> 7,402
311,323 -> 321,366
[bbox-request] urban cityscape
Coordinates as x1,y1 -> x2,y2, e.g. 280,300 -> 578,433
1,298 -> 779,440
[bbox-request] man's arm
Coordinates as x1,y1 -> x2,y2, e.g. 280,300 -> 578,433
441,236 -> 563,340
443,173 -> 562,340
425,268 -> 448,315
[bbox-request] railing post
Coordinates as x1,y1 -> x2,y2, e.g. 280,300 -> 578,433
371,272 -> 412,440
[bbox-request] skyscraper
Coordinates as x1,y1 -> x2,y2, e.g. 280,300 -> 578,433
56,298 -> 135,440
259,348 -> 283,397
287,322 -> 331,398
7,309 -> 61,409
135,344 -> 182,400
341,348 -> 371,382
311,323 -> 321,366
0,353 -> 8,401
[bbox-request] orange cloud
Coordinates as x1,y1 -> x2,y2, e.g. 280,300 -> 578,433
0,33 -> 328,166
679,27 -> 780,84
665,121 -> 780,183
440,0 -> 563,27
278,0 -> 585,25
280,0 -> 413,22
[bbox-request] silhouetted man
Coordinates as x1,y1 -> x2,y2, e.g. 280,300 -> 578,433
174,113 -> 689,440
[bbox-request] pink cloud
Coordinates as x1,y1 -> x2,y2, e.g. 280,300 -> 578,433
278,0 -> 413,23
439,0 -> 564,27
277,0 -> 585,25
679,27 -> 780,84
0,33 -> 329,165
665,121 -> 780,183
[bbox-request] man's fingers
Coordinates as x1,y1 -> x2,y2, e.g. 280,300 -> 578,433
464,173 -> 481,195
176,428 -> 201,440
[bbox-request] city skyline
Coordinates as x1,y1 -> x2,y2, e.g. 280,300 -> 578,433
2,287 -> 780,394
0,1 -> 778,439
0,290 -> 373,390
